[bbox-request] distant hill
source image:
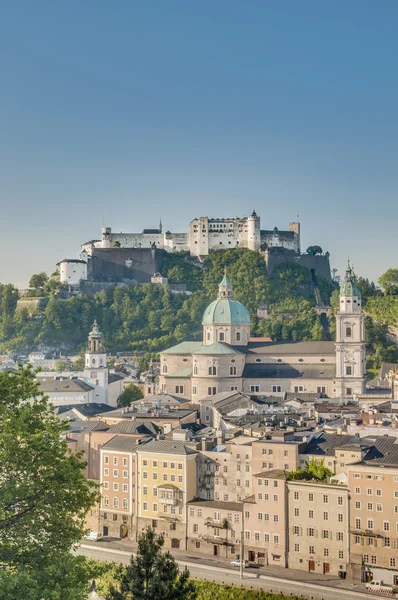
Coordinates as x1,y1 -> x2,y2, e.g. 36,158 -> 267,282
0,249 -> 396,374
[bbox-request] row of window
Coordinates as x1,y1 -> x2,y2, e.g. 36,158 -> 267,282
103,482 -> 129,492
104,456 -> 128,466
246,531 -> 280,544
362,555 -> 396,568
293,526 -> 344,541
142,460 -> 183,469
354,518 -> 395,531
141,502 -> 183,515
257,513 -> 280,522
355,501 -> 398,513
103,469 -> 129,478
258,479 -> 279,487
292,492 -> 344,505
354,487 -> 394,496
103,496 -> 128,509
294,545 -> 345,559
141,471 -> 183,483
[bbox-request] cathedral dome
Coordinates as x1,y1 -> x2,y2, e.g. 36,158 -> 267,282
202,297 -> 251,325
202,272 -> 250,325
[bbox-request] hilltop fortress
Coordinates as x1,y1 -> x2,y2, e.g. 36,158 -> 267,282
96,212 -> 300,256
56,212 -> 330,287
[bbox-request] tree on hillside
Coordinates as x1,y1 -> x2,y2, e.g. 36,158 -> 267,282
0,366 -> 99,599
306,245 -> 323,255
29,271 -> 49,290
108,528 -> 196,600
378,268 -> 398,295
117,383 -> 144,408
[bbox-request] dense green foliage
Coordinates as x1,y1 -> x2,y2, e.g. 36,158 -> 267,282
102,528 -> 196,600
193,582 -> 300,600
0,366 -> 99,599
306,245 -> 323,255
287,458 -> 333,482
1,253 -> 397,376
378,268 -> 398,295
0,250 -> 335,356
117,383 -> 144,408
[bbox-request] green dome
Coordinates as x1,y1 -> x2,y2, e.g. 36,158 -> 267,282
202,298 -> 251,325
340,262 -> 361,299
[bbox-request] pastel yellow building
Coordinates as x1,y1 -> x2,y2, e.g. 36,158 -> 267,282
136,440 -> 197,549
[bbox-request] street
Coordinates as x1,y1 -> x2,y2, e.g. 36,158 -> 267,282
77,538 -> 375,600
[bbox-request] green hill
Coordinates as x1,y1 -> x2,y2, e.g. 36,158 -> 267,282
0,249 -> 396,374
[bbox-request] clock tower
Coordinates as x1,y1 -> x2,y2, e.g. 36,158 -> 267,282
84,321 -> 108,403
335,261 -> 366,397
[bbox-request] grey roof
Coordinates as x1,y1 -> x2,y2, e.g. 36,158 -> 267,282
54,403 -> 115,417
187,498 -> 243,512
135,439 -> 197,455
379,363 -> 398,380
285,392 -> 321,403
103,406 -> 196,420
254,469 -> 287,479
362,436 -> 398,467
246,341 -> 335,355
144,393 -> 187,405
161,342 -> 203,355
243,363 -> 335,380
194,343 -> 243,356
305,432 -> 371,456
67,419 -> 110,434
56,258 -> 87,265
39,377 -> 94,393
167,367 -> 192,378
108,373 -> 124,384
108,420 -> 160,436
101,435 -> 148,453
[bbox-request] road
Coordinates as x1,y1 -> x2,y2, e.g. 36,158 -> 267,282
77,538 -> 377,600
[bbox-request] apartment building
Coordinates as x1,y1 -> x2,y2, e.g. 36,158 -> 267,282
186,499 -> 242,558
287,480 -> 349,576
252,432 -> 305,474
301,432 -> 371,475
135,440 -> 197,549
99,436 -> 140,538
347,459 -> 398,584
244,470 -> 288,567
197,437 -> 255,502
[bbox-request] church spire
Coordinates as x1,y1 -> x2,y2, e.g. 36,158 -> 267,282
159,218 -> 163,233
218,268 -> 233,298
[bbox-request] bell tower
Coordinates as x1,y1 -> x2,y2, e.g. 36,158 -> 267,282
85,320 -> 107,369
335,261 -> 366,397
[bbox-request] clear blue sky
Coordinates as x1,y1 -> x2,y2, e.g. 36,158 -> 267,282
1,0 -> 397,287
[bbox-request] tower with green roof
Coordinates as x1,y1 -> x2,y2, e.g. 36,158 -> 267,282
335,261 -> 366,397
84,320 -> 109,403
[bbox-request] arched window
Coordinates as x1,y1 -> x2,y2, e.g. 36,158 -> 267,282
208,366 -> 217,376
346,326 -> 352,338
103,496 -> 109,506
193,365 -> 198,375
113,497 -> 119,508
229,366 -> 237,376
236,332 -> 241,342
123,498 -> 128,509
162,364 -> 168,374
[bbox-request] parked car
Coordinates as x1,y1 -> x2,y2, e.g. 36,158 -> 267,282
365,580 -> 398,596
84,531 -> 102,542
231,559 -> 249,568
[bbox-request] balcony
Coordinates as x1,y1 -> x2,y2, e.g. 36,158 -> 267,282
157,484 -> 180,507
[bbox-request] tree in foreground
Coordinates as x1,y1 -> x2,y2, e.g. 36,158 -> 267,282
117,383 -> 144,408
104,528 -> 196,600
0,366 -> 99,600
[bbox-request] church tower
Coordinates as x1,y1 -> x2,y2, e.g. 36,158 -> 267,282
84,321 -> 109,403
335,261 -> 366,397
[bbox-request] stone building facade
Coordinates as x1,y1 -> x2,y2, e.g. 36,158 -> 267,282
287,480 -> 349,576
159,266 -> 366,401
